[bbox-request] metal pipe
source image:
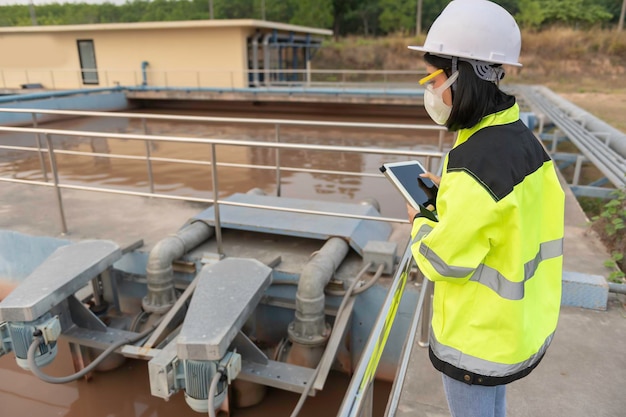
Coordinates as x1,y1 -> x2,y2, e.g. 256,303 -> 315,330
142,118 -> 155,194
141,186 -> 265,314
0,107 -> 446,133
519,86 -> 626,188
141,61 -> 149,87
609,283 -> 626,294
31,113 -> 48,182
538,86 -> 626,158
262,33 -> 272,87
275,124 -> 281,197
288,237 -> 350,347
210,143 -> 223,255
142,220 -> 215,314
251,33 -> 262,87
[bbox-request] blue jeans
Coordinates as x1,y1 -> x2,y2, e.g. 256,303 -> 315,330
442,374 -> 506,417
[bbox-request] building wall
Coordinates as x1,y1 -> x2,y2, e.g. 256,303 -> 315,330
0,26 -> 250,90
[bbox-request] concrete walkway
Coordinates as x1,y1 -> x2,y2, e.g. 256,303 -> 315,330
0,176 -> 624,417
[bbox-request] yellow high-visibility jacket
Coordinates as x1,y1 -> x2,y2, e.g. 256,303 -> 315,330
411,97 -> 564,386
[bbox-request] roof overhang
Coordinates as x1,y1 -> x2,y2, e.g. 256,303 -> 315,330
0,19 -> 333,36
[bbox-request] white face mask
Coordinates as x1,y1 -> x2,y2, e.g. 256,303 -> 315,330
423,71 -> 459,125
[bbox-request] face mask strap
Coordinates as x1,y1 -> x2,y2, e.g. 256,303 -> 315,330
433,71 -> 459,94
451,57 -> 458,92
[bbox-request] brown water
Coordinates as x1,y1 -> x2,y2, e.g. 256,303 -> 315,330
0,340 -> 391,417
0,110 -> 449,219
0,109 -> 439,416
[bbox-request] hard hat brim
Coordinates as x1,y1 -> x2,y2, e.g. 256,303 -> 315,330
408,45 -> 522,68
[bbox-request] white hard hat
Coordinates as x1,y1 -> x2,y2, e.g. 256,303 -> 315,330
409,0 -> 522,67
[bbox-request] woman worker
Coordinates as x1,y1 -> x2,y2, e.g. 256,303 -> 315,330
406,1 -> 565,416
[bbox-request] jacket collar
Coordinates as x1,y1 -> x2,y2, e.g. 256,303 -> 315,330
454,95 -> 518,147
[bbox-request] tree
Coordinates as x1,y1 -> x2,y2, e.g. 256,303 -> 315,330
516,0 -> 545,29
378,0 -> 415,34
290,0 -> 333,28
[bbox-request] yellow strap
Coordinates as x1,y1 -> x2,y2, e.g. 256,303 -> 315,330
419,69 -> 443,85
359,259 -> 411,390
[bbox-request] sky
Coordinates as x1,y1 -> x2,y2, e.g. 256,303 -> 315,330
2,0 -> 128,5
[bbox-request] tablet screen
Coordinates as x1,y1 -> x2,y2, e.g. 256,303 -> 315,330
380,160 -> 437,211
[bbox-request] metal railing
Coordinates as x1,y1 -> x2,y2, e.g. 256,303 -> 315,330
0,68 -> 425,92
0,108 -> 447,238
0,107 -> 440,416
336,242 -> 432,417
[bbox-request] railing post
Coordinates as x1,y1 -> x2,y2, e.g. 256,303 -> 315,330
142,118 -> 155,194
573,155 -> 584,186
551,129 -> 560,153
210,144 -> 224,255
31,113 -> 49,182
306,61 -> 311,88
438,130 -> 445,152
275,124 -> 282,197
44,133 -> 68,235
50,70 -> 56,90
0,70 -> 5,89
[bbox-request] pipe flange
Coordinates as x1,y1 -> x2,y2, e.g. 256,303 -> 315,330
287,322 -> 331,346
141,296 -> 173,315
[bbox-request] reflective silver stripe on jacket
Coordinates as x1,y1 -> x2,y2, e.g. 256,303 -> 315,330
412,224 -> 434,242
430,328 -> 554,377
418,238 -> 563,300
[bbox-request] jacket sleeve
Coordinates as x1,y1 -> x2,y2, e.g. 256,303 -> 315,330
410,170 -> 499,284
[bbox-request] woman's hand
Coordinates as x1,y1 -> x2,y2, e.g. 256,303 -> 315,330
407,203 -> 420,224
420,171 -> 441,186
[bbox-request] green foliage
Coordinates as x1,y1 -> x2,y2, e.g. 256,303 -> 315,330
378,0 -> 416,34
0,0 -> 622,37
604,252 -> 625,282
515,0 -> 615,29
591,187 -> 626,283
516,0 -> 545,29
290,0 -> 333,28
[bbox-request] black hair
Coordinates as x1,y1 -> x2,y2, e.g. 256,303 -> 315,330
423,53 -> 514,132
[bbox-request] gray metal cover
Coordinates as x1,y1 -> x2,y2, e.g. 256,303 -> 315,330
193,193 -> 391,256
0,240 -> 121,322
177,258 -> 272,361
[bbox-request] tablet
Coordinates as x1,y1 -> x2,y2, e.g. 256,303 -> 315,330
380,160 -> 438,218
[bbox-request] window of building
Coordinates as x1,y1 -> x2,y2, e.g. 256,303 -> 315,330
77,40 -> 99,85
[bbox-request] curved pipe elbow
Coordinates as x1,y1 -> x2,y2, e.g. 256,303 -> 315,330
142,221 -> 214,314
290,237 -> 350,343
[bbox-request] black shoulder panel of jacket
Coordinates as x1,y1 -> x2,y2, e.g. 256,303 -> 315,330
446,120 -> 551,202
